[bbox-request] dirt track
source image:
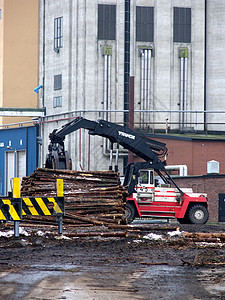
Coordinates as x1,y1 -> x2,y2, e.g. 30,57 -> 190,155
0,222 -> 225,299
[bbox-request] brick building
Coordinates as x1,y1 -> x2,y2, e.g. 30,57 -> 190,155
147,134 -> 225,176
174,175 -> 225,222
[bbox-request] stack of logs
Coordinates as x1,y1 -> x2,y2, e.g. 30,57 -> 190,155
21,168 -> 128,228
184,232 -> 225,243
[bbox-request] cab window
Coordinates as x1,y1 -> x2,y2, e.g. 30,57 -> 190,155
150,171 -> 154,185
139,171 -> 149,184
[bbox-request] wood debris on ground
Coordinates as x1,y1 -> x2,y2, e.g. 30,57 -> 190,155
21,168 -> 128,229
183,232 -> 225,243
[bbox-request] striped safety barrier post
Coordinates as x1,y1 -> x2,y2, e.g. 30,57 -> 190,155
0,178 -> 65,237
0,178 -> 22,237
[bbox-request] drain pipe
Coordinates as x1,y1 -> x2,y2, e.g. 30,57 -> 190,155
180,57 -> 184,128
140,51 -> 144,125
109,142 -> 113,170
79,129 -> 83,171
204,0 -> 207,132
115,143 -> 119,172
128,76 -> 134,164
103,54 -> 107,120
107,54 -> 111,121
183,56 -> 188,125
147,49 -> 151,123
144,49 -> 148,113
124,0 -> 130,126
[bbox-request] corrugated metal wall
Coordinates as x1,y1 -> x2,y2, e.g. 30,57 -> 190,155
0,126 -> 38,195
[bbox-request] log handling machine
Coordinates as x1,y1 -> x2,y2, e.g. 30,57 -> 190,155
45,116 -> 209,224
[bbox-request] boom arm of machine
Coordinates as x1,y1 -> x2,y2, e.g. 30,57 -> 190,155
45,116 -> 183,194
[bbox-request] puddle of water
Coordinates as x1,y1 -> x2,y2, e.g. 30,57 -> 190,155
143,265 -> 195,299
0,263 -> 81,299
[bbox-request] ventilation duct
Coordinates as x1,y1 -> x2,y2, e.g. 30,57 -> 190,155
165,165 -> 188,176
207,160 -> 219,175
179,47 -> 191,131
102,46 -> 112,121
139,48 -> 152,128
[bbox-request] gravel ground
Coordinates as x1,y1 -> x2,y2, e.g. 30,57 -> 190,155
0,222 -> 225,299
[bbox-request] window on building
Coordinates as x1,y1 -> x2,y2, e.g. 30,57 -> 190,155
53,96 -> 62,108
54,17 -> 63,50
54,74 -> 62,90
173,7 -> 191,43
0,9 -> 2,19
136,6 -> 154,42
98,4 -> 116,40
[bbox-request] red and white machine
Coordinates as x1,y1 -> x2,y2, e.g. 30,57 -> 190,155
46,116 -> 209,225
126,168 -> 208,224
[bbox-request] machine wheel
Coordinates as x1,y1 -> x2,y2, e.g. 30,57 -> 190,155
125,202 -> 136,223
188,205 -> 209,224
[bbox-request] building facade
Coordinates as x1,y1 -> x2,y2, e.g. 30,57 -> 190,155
38,0 -> 225,174
0,126 -> 39,196
0,0 -> 39,125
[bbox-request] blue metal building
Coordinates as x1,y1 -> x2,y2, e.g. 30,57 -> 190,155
0,126 -> 39,196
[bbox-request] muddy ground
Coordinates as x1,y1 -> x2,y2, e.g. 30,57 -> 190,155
0,222 -> 225,300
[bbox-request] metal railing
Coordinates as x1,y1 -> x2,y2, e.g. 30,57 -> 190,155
1,109 -> 225,134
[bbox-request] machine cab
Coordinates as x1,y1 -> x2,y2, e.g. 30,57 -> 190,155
136,169 -> 155,201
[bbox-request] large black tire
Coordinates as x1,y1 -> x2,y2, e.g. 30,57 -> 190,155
125,202 -> 136,223
188,205 -> 209,224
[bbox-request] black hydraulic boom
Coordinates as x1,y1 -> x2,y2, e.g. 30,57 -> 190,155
45,116 -> 183,194
46,116 -> 167,169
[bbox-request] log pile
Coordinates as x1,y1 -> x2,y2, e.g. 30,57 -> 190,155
21,168 -> 128,227
184,232 -> 225,243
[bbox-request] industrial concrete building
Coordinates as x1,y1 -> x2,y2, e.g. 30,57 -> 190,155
38,0 -> 225,174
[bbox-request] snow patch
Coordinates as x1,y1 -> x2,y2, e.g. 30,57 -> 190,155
55,235 -> 71,240
143,233 -> 164,241
167,229 -> 184,237
0,227 -> 30,238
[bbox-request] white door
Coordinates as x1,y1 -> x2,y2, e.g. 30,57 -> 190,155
17,150 -> 26,181
6,151 -> 15,194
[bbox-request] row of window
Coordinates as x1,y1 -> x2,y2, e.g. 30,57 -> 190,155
54,5 -> 191,50
98,5 -> 191,43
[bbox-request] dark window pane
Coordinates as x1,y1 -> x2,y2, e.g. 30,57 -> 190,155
110,6 -> 116,21
136,24 -> 142,39
142,8 -> 148,23
148,8 -> 154,21
54,74 -> 62,90
174,7 -> 191,43
186,26 -> 191,42
136,7 -> 141,22
104,5 -> 109,21
98,4 -> 116,40
136,6 -> 154,42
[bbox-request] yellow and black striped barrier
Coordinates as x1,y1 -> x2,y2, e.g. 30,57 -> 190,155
0,197 -> 22,221
22,197 -> 64,217
0,178 -> 22,223
0,178 -> 64,237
